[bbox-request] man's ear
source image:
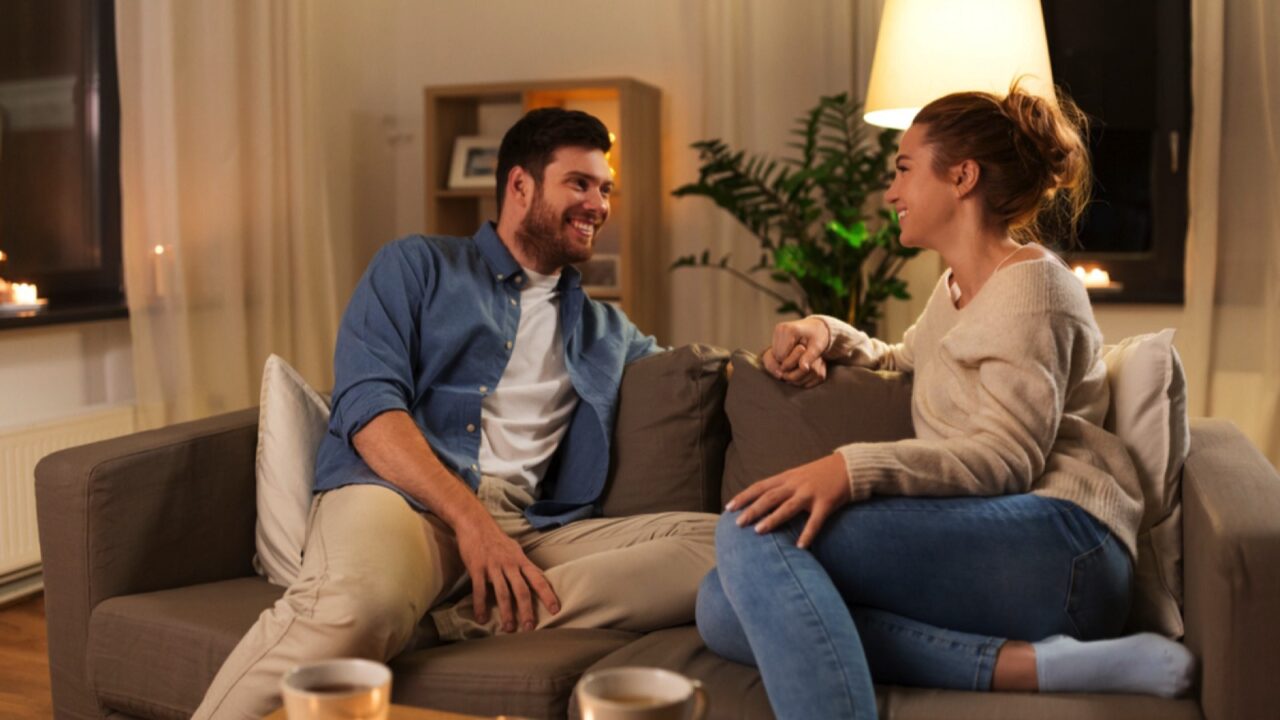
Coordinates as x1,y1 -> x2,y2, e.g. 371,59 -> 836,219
508,166 -> 534,209
952,159 -> 981,198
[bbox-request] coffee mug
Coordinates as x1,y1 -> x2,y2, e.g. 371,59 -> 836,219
280,658 -> 392,720
576,667 -> 708,720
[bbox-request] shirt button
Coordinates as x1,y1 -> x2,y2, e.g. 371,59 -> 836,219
505,341 -> 513,350
479,385 -> 488,394
471,464 -> 478,472
496,273 -> 505,281
515,275 -> 524,286
466,423 -> 476,433
510,298 -> 517,306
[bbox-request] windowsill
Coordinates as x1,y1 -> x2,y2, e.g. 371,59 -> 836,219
0,301 -> 129,331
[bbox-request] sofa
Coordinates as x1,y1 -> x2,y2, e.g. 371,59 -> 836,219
35,345 -> 1280,719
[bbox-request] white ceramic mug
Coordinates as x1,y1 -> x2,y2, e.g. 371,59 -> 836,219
279,658 -> 392,720
576,667 -> 709,720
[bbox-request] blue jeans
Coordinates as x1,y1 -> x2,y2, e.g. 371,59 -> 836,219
696,494 -> 1132,720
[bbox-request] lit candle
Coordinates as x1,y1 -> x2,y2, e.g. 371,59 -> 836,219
12,282 -> 38,305
153,244 -> 169,298
1073,265 -> 1112,289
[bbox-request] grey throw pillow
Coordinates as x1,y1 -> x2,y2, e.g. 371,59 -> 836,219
600,344 -> 732,517
721,349 -> 915,505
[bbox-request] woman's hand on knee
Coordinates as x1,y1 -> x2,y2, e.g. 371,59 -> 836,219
763,317 -> 830,388
725,453 -> 850,548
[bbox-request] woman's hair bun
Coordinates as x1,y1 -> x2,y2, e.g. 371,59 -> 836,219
1000,89 -> 1087,199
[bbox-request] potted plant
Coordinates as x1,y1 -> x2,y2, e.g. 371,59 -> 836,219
672,93 -> 917,335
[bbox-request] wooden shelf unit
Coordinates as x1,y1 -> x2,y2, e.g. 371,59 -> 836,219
423,78 -> 664,338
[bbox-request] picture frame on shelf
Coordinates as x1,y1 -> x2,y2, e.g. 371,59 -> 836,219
449,136 -> 501,188
576,254 -> 620,297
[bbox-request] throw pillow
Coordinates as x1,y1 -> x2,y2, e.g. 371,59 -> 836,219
1102,329 -> 1190,638
600,345 -> 732,517
721,349 -> 915,505
254,353 -> 331,587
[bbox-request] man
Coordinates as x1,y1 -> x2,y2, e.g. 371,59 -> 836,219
194,108 -> 717,719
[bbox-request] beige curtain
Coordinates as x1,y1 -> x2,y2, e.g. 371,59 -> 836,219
1186,0 -> 1280,465
116,1 -> 340,429
670,0 -> 856,351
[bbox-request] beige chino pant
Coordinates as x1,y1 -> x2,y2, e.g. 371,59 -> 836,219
193,479 -> 717,720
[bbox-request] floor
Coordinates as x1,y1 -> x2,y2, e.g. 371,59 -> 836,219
0,593 -> 52,719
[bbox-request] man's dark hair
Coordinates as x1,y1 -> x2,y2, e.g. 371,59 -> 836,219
495,108 -> 611,215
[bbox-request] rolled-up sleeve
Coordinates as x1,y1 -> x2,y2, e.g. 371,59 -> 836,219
624,323 -> 662,363
329,242 -> 425,446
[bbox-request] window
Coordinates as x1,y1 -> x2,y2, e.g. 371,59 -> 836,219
0,0 -> 124,323
1043,0 -> 1190,303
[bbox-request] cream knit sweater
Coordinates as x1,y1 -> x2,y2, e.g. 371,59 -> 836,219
819,257 -> 1143,557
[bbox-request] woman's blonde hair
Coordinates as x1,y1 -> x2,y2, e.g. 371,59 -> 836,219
912,80 -> 1091,246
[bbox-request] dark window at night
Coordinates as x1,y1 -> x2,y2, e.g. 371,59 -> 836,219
0,0 -> 123,311
1043,0 -> 1190,303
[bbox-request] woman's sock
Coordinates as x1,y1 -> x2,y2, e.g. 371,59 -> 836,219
1033,633 -> 1195,698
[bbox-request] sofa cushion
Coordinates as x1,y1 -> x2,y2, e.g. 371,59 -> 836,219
721,349 -> 914,504
577,627 -> 1201,720
87,578 -> 284,719
882,687 -> 1201,720
86,576 -> 637,720
1102,330 -> 1190,638
601,344 -> 732,517
254,353 -> 331,588
391,629 -> 639,719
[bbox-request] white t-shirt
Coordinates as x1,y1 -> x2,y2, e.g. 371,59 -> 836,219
477,267 -> 579,494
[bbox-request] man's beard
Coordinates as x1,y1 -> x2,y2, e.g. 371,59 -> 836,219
514,187 -> 597,270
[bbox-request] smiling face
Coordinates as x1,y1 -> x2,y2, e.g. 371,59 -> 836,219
884,123 -> 963,250
513,146 -> 613,270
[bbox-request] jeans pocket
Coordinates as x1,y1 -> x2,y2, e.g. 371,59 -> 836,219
1065,535 -> 1132,639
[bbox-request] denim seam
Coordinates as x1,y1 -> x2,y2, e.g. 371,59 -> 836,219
1048,499 -> 1109,554
973,638 -> 1001,690
1063,540 -> 1110,638
762,528 -> 861,719
861,614 -> 1002,691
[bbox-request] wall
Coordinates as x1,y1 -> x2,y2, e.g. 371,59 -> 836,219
0,319 -> 134,430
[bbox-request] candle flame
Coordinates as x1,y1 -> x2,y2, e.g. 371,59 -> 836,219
0,250 -> 7,262
1072,265 -> 1111,288
13,282 -> 38,305
154,245 -> 166,256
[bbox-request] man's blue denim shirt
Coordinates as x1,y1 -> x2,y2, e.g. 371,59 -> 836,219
313,223 -> 660,528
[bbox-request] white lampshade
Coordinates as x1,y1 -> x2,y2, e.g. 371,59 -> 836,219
864,0 -> 1055,129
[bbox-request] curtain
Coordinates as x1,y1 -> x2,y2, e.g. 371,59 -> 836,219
668,0 -> 856,351
116,1 -> 339,429
1186,0 -> 1280,465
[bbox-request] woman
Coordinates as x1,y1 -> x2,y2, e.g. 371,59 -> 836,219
696,86 -> 1194,719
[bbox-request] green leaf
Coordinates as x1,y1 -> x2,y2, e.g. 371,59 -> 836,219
827,220 -> 868,249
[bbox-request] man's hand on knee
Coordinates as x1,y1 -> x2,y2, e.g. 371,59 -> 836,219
456,517 -> 560,632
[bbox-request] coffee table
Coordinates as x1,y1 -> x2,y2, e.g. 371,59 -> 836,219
263,704 -> 490,719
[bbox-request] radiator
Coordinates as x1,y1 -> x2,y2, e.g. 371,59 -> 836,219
0,405 -> 137,585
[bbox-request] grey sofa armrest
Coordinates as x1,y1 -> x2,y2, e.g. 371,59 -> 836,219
35,407 -> 260,720
1181,418 -> 1280,720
